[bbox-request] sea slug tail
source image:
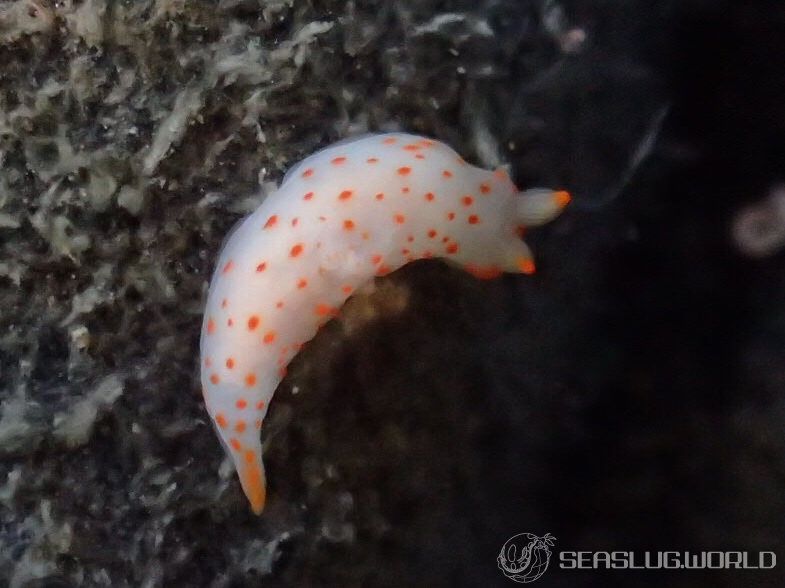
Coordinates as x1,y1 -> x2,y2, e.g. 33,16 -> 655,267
237,446 -> 267,515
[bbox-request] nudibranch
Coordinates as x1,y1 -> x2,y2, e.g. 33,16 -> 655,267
200,133 -> 570,514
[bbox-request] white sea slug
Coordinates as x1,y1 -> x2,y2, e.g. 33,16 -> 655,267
200,133 -> 570,514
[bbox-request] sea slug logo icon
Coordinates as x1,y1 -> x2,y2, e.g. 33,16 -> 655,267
497,532 -> 556,583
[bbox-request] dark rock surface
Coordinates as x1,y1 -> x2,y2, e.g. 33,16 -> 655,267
0,0 -> 783,586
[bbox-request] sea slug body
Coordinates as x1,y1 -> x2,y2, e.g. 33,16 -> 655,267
200,133 -> 570,514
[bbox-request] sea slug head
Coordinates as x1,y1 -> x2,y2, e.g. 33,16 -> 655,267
516,187 -> 571,229
457,180 -> 571,279
506,187 -> 571,275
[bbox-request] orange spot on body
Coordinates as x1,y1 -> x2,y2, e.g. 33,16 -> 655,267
494,168 -> 509,181
256,400 -> 266,410
402,187 -> 410,194
447,212 -> 456,221
331,156 -> 347,165
422,251 -> 433,258
315,303 -> 336,316
468,214 -> 480,225
407,235 -> 414,243
264,215 -> 278,229
297,278 -> 308,289
466,264 -> 502,280
303,191 -> 314,201
227,318 -> 234,327
230,438 -> 242,451
383,137 -> 397,144
236,420 -> 246,433
222,260 -> 234,274
376,265 -> 391,276
210,373 -> 220,385
291,217 -> 299,227
403,143 -> 420,151
375,193 -> 384,201
263,331 -> 277,344
427,229 -> 437,238
415,154 -> 426,160
446,242 -> 459,254
425,192 -> 435,201
371,254 -> 383,265
394,213 -> 406,224
236,398 -> 248,409
367,157 -> 379,164
343,219 -> 355,231
461,195 -> 474,207
341,284 -> 353,295
442,170 -> 453,178
207,318 -> 216,334
397,166 -> 411,176
221,298 -> 228,308
480,182 -> 491,194
420,139 -> 435,147
276,300 -> 284,309
339,190 -> 353,201
256,262 -> 267,272
302,168 -> 314,178
216,414 -> 227,428
290,243 -> 304,257
226,357 -> 235,369
248,315 -> 260,331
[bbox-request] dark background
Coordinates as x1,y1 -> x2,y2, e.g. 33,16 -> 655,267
0,0 -> 784,586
